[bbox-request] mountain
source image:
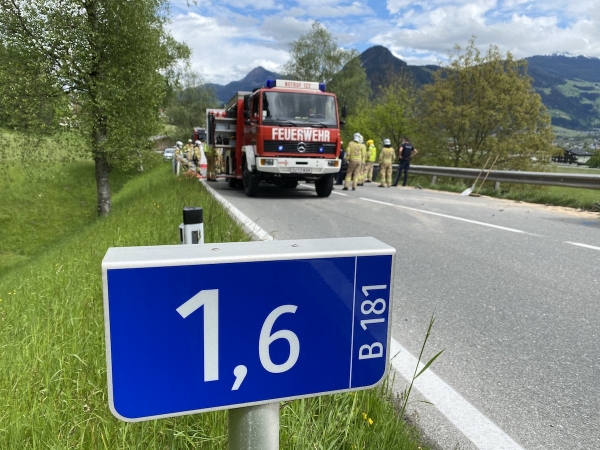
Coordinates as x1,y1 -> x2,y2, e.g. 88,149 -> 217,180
206,48 -> 600,131
525,54 -> 600,130
206,66 -> 282,105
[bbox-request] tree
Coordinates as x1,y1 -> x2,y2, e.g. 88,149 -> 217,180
163,68 -> 218,141
328,55 -> 371,118
418,38 -> 555,170
0,0 -> 189,216
345,72 -> 418,152
283,22 -> 357,84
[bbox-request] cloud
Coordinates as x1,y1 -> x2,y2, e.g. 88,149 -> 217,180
375,0 -> 600,64
167,0 -> 600,85
167,12 -> 290,83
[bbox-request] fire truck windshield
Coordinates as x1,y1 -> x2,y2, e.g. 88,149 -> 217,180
262,91 -> 338,127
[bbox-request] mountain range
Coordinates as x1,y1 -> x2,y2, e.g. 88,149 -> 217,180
206,46 -> 600,131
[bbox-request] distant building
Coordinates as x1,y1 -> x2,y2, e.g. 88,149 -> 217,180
552,147 -> 594,165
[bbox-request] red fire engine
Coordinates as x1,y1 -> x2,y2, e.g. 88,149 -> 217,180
206,79 -> 344,197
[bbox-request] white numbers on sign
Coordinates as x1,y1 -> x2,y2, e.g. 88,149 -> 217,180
259,305 -> 300,374
176,289 -> 219,381
358,285 -> 387,360
177,291 -> 299,390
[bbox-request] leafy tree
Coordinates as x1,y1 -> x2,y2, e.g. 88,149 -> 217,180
418,38 -> 555,170
163,68 -> 218,141
0,0 -> 189,216
283,22 -> 357,84
345,72 -> 418,154
328,54 -> 371,117
587,150 -> 600,168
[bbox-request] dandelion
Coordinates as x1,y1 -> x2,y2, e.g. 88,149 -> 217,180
362,412 -> 367,420
368,418 -> 373,426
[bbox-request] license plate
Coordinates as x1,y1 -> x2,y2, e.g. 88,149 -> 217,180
291,168 -> 312,173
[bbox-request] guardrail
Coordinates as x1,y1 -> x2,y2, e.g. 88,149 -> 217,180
379,164 -> 600,190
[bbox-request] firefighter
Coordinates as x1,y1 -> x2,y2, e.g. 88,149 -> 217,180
343,133 -> 365,191
357,134 -> 366,186
174,141 -> 183,158
364,139 -> 377,182
204,138 -> 217,182
192,142 -> 201,177
183,139 -> 194,160
378,138 -> 395,187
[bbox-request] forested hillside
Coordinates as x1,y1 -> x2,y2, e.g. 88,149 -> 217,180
208,48 -> 600,131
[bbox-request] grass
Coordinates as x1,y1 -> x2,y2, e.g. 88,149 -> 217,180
0,163 -> 428,449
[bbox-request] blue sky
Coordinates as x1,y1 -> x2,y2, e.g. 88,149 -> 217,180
168,0 -> 600,84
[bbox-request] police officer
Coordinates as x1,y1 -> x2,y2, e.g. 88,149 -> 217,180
364,139 -> 377,182
378,139 -> 395,187
204,137 -> 217,181
343,133 -> 365,191
393,136 -> 418,187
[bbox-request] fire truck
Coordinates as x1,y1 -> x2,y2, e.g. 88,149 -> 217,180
206,79 -> 344,197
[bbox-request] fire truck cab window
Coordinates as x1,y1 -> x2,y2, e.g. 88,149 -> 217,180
262,92 -> 337,127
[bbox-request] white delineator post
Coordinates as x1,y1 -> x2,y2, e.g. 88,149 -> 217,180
180,207 -> 204,245
179,207 -> 279,450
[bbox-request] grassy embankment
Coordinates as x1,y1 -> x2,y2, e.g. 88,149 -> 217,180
0,154 -> 426,448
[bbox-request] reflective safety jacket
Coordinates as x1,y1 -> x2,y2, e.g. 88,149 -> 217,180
367,144 -> 377,162
379,147 -> 395,165
345,141 -> 365,162
204,144 -> 215,156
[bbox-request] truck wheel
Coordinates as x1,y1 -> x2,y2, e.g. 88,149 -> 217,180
315,174 -> 333,197
243,168 -> 260,197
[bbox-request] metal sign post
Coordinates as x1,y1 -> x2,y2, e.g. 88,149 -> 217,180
102,232 -> 395,449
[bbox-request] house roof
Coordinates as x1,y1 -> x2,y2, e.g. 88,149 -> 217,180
567,148 -> 593,156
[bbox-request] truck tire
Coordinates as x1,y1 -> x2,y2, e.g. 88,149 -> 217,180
243,167 -> 260,197
315,174 -> 333,197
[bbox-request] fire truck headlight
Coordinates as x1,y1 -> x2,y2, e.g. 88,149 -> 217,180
260,158 -> 274,166
328,160 -> 339,167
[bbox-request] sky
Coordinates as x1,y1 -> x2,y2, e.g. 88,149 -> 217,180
167,0 -> 600,85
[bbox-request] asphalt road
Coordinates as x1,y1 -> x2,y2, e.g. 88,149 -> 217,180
204,178 -> 599,450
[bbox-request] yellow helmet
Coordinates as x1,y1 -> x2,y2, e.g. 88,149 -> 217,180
367,139 -> 374,145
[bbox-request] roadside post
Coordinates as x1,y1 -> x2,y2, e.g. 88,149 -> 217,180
179,207 -> 204,245
102,227 -> 395,449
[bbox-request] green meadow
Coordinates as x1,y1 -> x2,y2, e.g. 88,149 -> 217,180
0,155 -> 426,449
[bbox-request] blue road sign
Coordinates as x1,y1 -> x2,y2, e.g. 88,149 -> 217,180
102,237 -> 395,422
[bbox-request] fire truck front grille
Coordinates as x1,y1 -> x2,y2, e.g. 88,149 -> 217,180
263,141 -> 336,155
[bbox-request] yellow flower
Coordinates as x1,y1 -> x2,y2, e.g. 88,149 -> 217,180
362,412 -> 367,420
368,418 -> 373,426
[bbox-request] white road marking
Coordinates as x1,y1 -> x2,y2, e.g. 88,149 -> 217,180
361,197 -> 527,234
203,179 -> 525,449
565,241 -> 600,251
200,180 -> 274,241
390,339 -> 525,450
